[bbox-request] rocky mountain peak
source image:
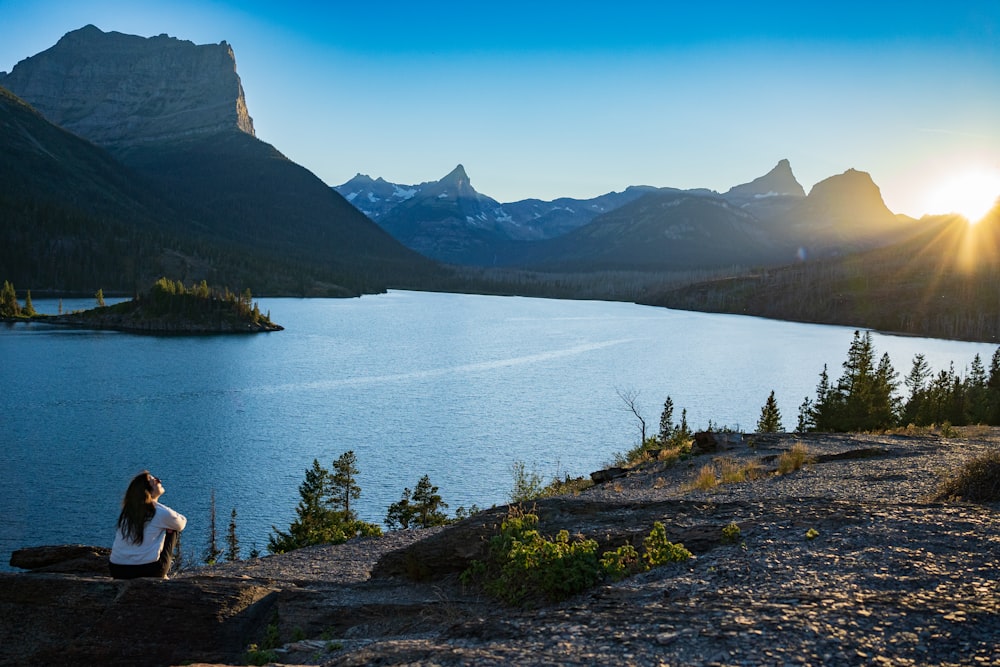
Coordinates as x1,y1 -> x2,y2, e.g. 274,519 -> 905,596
725,159 -> 805,199
440,164 -> 471,188
806,168 -> 893,221
0,25 -> 255,148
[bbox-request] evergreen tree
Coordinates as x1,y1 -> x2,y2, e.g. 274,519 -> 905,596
966,354 -> 990,424
757,390 -> 783,432
23,290 -> 36,317
204,489 -> 222,565
796,396 -> 814,432
0,281 -> 21,318
95,288 -> 105,307
268,459 -> 338,553
331,450 -> 361,519
988,347 -> 1000,424
226,508 -> 240,562
268,455 -> 381,554
385,475 -> 449,529
658,397 -> 675,443
411,475 -> 449,527
677,408 -> 690,441
902,354 -> 931,425
810,332 -> 898,432
385,486 -> 415,529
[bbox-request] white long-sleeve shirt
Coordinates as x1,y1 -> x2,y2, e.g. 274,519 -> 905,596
110,501 -> 187,565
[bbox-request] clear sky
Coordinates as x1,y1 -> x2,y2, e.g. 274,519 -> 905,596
2,0 -> 999,218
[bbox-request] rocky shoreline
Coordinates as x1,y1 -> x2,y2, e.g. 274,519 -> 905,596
3,430 -> 999,666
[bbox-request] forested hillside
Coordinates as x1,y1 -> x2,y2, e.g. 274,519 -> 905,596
643,210 -> 1000,343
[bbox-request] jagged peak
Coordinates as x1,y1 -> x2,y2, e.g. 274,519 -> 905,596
726,159 -> 805,198
441,164 -> 470,185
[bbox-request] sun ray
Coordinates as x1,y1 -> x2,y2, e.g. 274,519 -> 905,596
924,168 -> 1000,224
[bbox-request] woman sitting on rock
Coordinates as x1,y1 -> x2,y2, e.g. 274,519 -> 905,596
108,471 -> 186,579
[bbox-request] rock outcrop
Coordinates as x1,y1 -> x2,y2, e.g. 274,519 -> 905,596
0,573 -> 278,667
0,24 -> 255,148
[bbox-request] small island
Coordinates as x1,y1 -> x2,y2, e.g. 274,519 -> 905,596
1,278 -> 282,334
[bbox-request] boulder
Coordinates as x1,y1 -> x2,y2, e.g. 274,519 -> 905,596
0,572 -> 278,667
590,466 -> 628,484
10,544 -> 110,574
691,431 -> 744,455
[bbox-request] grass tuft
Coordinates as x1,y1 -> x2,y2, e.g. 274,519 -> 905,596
933,450 -> 1000,502
776,442 -> 811,475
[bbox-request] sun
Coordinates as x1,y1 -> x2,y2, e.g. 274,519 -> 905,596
925,168 -> 1000,223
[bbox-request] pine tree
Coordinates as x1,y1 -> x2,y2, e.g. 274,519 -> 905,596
204,489 -> 222,565
658,397 -> 675,443
331,451 -> 361,519
268,459 -> 338,553
269,455 -> 381,554
95,288 -> 105,307
385,486 -> 415,529
0,281 -> 21,318
677,409 -> 691,441
23,290 -> 36,317
226,508 -> 240,562
411,475 -> 449,527
902,354 -> 931,425
756,390 -> 783,432
796,396 -> 814,432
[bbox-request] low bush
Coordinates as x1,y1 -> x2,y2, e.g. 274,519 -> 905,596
721,521 -> 741,544
933,450 -> 1000,502
464,511 -> 692,605
462,508 -> 602,606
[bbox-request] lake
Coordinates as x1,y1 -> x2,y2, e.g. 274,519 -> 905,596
1,290 -> 995,569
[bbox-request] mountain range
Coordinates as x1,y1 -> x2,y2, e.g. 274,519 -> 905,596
1,25 -> 440,296
3,24 -> 992,343
335,158 -> 922,270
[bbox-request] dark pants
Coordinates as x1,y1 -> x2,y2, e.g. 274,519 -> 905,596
108,530 -> 179,579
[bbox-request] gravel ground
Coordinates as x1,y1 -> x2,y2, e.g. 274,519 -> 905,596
183,429 -> 1000,667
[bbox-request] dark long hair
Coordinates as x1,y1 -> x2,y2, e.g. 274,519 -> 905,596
116,471 -> 156,544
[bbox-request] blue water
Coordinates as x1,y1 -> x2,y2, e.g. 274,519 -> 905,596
1,291 -> 994,569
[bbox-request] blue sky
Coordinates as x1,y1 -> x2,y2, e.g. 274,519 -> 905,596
2,0 -> 999,217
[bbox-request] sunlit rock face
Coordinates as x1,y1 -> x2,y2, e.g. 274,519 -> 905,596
0,24 -> 255,148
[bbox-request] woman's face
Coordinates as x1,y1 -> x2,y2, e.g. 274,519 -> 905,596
148,474 -> 164,500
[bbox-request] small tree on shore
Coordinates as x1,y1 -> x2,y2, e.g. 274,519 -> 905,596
658,397 -> 675,443
269,455 -> 381,554
204,489 -> 222,565
1,281 -> 21,318
23,290 -> 36,317
757,390 -> 783,433
385,475 -> 450,529
226,508 -> 240,562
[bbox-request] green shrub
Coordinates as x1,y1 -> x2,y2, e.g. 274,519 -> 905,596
465,512 -> 693,605
642,522 -> 693,567
600,543 -> 643,581
463,508 -> 602,606
721,521 -> 741,544
244,644 -> 279,666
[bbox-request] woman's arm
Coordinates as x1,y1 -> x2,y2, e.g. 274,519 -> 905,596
152,502 -> 188,531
